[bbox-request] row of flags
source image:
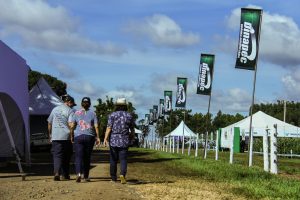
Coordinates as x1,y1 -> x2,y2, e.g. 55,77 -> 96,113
143,8 -> 262,126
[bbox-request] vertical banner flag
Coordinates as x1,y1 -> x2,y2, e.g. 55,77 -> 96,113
164,91 -> 172,114
197,54 -> 215,95
153,105 -> 158,122
176,77 -> 187,108
159,99 -> 164,118
149,109 -> 154,125
145,114 -> 150,125
235,8 -> 262,70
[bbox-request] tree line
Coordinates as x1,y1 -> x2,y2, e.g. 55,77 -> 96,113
29,70 -> 300,145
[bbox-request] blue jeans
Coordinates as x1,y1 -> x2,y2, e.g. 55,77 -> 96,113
74,135 -> 95,178
109,146 -> 128,181
51,140 -> 73,178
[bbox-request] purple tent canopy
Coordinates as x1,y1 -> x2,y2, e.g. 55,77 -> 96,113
0,40 -> 30,163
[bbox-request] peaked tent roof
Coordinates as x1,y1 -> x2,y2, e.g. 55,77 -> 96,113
221,111 -> 300,138
29,77 -> 63,115
0,40 -> 30,162
164,121 -> 197,138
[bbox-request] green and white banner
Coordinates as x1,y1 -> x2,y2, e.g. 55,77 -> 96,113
176,77 -> 187,108
149,109 -> 154,125
145,114 -> 150,125
153,105 -> 158,122
235,8 -> 263,70
164,91 -> 172,114
159,99 -> 164,118
197,54 -> 215,95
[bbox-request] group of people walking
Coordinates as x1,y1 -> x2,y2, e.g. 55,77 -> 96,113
47,95 -> 135,183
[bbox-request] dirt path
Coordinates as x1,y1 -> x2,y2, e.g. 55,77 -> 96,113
0,149 -> 140,200
0,148 -> 247,200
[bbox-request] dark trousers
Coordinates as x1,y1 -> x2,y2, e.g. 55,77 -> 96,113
74,135 -> 95,178
51,140 -> 73,178
109,146 -> 128,181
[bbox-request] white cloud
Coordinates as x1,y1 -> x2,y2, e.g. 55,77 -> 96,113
224,5 -> 300,67
281,68 -> 300,101
124,14 -> 200,48
67,80 -> 106,98
52,63 -> 77,79
212,88 -> 252,113
0,0 -> 125,55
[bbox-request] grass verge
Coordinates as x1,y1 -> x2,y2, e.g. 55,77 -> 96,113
134,148 -> 300,199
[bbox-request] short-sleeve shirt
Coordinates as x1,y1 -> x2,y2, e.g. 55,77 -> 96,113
71,109 -> 98,137
107,111 -> 134,147
47,104 -> 73,141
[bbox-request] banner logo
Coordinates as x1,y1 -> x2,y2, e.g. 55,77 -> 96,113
176,77 -> 187,108
198,63 -> 211,91
197,54 -> 215,96
164,91 -> 172,114
239,22 -> 256,64
235,8 -> 262,70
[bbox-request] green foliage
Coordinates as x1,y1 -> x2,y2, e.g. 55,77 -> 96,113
253,137 -> 300,154
94,96 -> 138,139
28,70 -> 67,96
253,100 -> 300,126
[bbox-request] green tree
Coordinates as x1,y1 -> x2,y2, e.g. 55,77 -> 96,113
28,70 -> 67,96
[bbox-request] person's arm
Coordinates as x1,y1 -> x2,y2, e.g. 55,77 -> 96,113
48,123 -> 52,143
104,127 -> 112,147
68,122 -> 75,143
94,124 -> 100,145
129,126 -> 135,141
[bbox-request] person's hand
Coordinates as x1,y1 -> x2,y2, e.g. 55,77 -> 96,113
103,138 -> 109,147
95,137 -> 100,145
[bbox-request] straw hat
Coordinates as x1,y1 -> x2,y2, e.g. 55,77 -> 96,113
116,98 -> 127,105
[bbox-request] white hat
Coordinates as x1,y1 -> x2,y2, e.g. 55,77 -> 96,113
116,98 -> 127,105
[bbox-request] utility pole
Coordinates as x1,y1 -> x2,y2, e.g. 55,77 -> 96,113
283,100 -> 286,122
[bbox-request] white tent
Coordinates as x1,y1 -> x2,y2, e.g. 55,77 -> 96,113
0,40 -> 30,163
164,121 -> 197,138
221,111 -> 300,148
29,77 -> 63,115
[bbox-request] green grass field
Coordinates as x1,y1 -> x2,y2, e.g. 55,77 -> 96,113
135,148 -> 300,199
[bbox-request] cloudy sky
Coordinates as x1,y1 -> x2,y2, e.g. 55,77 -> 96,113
1,0 -> 300,119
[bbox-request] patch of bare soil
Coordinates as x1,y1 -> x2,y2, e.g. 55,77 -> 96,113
0,148 -> 259,200
0,149 -> 139,200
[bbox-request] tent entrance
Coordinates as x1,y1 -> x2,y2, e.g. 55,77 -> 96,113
0,96 -> 26,180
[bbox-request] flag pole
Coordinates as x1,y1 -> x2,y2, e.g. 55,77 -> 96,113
248,9 -> 263,167
203,94 -> 212,159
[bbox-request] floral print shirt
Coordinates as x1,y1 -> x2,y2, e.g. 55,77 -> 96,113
107,111 -> 134,147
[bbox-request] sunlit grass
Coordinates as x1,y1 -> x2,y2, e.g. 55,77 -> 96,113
133,148 -> 300,199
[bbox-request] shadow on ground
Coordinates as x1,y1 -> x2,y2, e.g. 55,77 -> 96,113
0,148 -> 180,179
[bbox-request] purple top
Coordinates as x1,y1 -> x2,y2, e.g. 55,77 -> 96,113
107,111 -> 134,147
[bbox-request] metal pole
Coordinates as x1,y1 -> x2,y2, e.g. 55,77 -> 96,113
248,58 -> 259,167
283,100 -> 286,122
263,127 -> 270,172
215,130 -> 219,160
248,10 -> 263,167
204,94 -> 212,159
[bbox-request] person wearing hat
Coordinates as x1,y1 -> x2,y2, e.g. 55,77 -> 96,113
104,97 -> 135,184
47,95 -> 74,181
70,97 -> 100,182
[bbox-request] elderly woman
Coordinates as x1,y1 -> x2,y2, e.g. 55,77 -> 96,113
104,98 -> 135,184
